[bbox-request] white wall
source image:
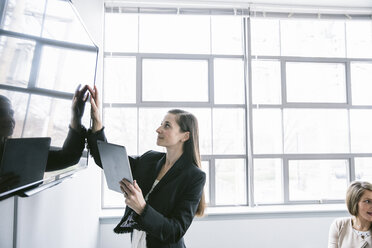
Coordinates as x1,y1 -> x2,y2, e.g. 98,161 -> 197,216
0,197 -> 14,248
15,163 -> 101,248
100,212 -> 349,248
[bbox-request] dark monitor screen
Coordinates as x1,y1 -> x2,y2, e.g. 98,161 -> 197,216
0,137 -> 51,198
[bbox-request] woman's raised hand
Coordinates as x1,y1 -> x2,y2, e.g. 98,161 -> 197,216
71,84 -> 89,130
87,85 -> 102,133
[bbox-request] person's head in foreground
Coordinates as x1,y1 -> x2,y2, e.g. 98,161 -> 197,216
0,95 -> 15,140
347,181 -> 372,231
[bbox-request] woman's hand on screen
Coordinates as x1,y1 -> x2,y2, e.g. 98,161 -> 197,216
70,84 -> 89,130
87,85 -> 102,133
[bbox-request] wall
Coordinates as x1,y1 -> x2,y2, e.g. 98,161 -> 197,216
15,162 -> 101,248
0,197 -> 15,248
100,211 -> 349,248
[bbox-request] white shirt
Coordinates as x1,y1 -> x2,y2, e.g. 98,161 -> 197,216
131,180 -> 159,248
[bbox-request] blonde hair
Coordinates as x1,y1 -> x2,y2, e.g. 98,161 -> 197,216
346,181 -> 372,216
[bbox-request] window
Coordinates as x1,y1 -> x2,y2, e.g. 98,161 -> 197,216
251,16 -> 372,205
102,5 -> 372,209
102,7 -> 246,208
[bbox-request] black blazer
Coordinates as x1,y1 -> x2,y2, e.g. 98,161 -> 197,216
87,128 -> 206,248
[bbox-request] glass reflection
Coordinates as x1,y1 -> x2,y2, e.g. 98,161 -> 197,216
0,0 -> 98,199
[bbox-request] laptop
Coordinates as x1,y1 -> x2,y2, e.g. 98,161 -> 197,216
0,137 -> 51,198
97,140 -> 133,193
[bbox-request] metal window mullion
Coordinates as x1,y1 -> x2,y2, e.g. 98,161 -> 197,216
136,55 -> 142,155
349,157 -> 356,183
39,0 -> 48,37
28,42 -> 43,88
0,29 -> 97,52
137,54 -> 142,104
0,0 -> 7,26
280,55 -> 288,204
345,60 -> 352,106
247,55 -> 372,63
210,158 -> 216,206
254,153 -> 372,160
281,58 -> 287,106
255,103 -> 372,109
245,16 -> 254,207
104,52 -> 243,60
283,158 -> 290,204
208,56 -> 214,105
0,84 -> 72,99
209,15 -> 215,206
346,61 -> 353,159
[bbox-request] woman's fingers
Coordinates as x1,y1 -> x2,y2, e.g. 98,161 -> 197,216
133,180 -> 142,193
119,181 -> 131,197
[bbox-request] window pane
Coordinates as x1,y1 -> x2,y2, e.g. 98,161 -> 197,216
37,46 -> 97,93
139,14 -> 210,54
102,174 -> 125,208
0,90 -> 28,138
351,62 -> 372,105
213,108 -> 245,155
254,158 -> 283,204
138,108 -> 167,154
142,59 -> 208,102
42,0 -> 93,45
0,36 -> 35,88
1,0 -> 45,36
105,13 -> 138,52
350,110 -> 372,153
346,21 -> 372,58
211,16 -> 243,55
23,95 -> 71,147
355,158 -> 372,181
281,20 -> 345,57
251,60 -> 281,104
251,18 -> 280,56
103,107 -> 138,156
284,109 -> 349,153
104,57 -> 136,103
214,58 -> 245,104
289,160 -> 348,201
201,161 -> 210,204
215,159 -> 246,205
286,62 -> 346,103
253,109 -> 282,154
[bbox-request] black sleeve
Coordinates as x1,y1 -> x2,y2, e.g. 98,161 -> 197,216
135,170 -> 206,243
45,126 -> 86,172
86,127 -> 107,168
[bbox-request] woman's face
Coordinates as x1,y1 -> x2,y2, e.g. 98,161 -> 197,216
0,99 -> 15,138
357,190 -> 372,224
156,113 -> 187,149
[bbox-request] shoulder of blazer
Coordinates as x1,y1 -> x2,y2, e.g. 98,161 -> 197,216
181,160 -> 206,182
334,217 -> 352,234
139,150 -> 165,162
